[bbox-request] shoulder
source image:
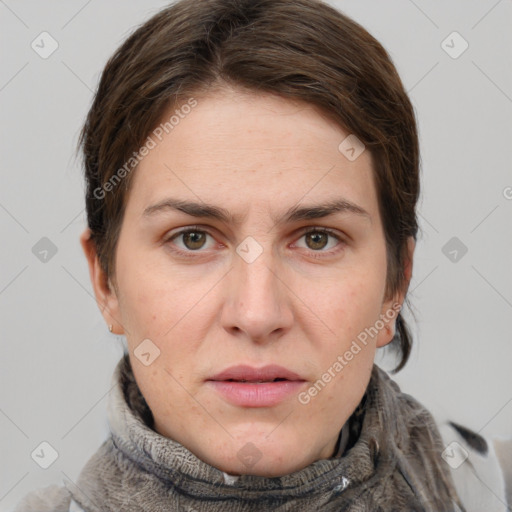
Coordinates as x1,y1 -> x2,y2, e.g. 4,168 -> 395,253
372,367 -> 511,510
435,418 -> 511,512
13,483 -> 78,512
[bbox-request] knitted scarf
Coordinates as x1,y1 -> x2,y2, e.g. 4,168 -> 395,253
63,354 -> 465,511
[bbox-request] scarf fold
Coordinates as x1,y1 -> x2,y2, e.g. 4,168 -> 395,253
65,354 -> 465,511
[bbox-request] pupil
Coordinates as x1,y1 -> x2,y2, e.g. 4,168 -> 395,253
184,232 -> 205,250
307,232 -> 327,250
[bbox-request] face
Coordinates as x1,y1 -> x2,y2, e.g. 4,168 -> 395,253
82,86 -> 412,477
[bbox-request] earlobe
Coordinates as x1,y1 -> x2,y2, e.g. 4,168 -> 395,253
375,319 -> 397,349
79,228 -> 124,334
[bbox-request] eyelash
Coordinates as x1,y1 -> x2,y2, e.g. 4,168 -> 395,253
164,226 -> 346,259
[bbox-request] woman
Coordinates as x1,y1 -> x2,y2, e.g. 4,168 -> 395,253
14,0 -> 510,510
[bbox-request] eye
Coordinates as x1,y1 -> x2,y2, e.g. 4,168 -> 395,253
164,226 -> 345,259
166,227 -> 216,253
294,228 -> 344,253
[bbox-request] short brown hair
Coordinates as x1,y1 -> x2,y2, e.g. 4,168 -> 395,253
80,0 -> 420,371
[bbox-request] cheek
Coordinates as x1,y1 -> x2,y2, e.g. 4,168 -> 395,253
316,270 -> 387,335
115,251 -> 217,366
303,262 -> 387,385
114,249 -> 179,339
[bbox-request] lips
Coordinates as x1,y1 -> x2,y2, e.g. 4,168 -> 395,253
207,365 -> 306,407
209,365 -> 304,383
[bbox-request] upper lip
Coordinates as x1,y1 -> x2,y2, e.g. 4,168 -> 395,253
208,365 -> 305,382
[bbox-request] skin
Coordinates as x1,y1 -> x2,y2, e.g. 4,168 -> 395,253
81,85 -> 414,477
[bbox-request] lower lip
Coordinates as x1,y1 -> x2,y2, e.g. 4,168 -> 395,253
207,380 -> 306,407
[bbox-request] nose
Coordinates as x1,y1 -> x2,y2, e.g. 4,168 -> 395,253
220,245 -> 294,344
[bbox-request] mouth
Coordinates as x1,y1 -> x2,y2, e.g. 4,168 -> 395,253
207,365 -> 307,407
209,364 -> 304,382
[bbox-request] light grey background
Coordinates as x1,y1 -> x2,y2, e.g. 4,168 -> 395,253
1,0 -> 511,510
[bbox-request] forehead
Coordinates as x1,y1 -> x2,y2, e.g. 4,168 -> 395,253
126,88 -> 379,220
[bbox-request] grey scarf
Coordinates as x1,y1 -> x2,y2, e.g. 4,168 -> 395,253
63,354 -> 465,511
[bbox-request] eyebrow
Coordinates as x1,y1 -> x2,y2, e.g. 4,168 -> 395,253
142,197 -> 371,225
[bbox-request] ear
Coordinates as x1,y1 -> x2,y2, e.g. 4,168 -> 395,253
376,236 -> 415,348
80,228 -> 125,335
